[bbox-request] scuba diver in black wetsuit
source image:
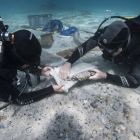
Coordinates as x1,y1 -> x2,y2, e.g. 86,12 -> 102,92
0,17 -> 64,108
59,15 -> 140,88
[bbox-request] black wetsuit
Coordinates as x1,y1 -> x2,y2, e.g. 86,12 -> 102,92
67,15 -> 140,88
0,44 -> 54,105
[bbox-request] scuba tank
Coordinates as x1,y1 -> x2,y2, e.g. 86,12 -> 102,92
0,17 -> 13,64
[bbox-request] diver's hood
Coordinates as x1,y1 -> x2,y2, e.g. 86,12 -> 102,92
99,21 -> 130,49
12,30 -> 41,66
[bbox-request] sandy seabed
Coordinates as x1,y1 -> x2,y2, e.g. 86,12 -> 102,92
0,10 -> 140,140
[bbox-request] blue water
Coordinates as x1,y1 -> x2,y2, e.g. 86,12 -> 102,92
0,0 -> 139,32
0,0 -> 140,15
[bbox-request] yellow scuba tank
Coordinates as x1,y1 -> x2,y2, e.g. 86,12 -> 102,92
125,16 -> 134,19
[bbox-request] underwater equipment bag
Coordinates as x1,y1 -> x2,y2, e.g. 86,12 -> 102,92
43,19 -> 78,36
60,27 -> 78,36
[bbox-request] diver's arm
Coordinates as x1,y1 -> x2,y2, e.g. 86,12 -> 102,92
106,64 -> 140,88
67,36 -> 98,64
0,79 -> 55,105
0,78 -> 60,105
15,85 -> 55,105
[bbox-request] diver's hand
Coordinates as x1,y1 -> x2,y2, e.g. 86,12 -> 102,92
59,62 -> 72,80
89,69 -> 107,80
52,84 -> 64,93
41,66 -> 52,77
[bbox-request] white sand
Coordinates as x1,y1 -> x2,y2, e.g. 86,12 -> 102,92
0,10 -> 140,140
